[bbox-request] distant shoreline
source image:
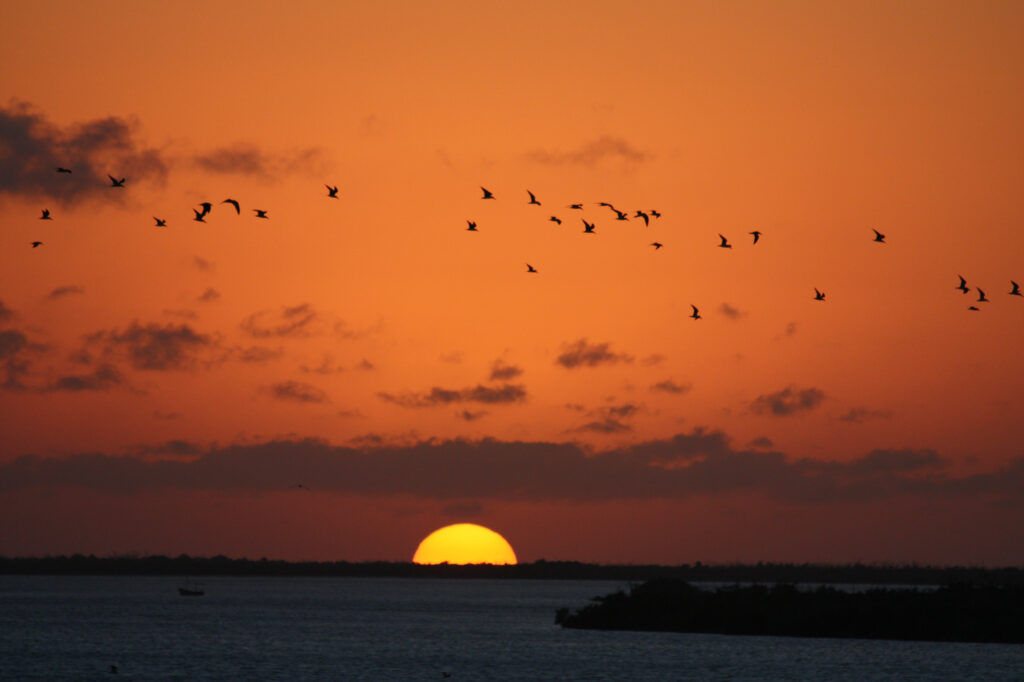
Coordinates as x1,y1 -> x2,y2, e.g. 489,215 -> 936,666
2,555 -> 1023,584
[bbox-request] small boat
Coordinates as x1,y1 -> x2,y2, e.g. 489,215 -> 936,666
178,581 -> 204,596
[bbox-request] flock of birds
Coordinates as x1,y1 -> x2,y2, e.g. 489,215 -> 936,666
28,171 -> 1021,317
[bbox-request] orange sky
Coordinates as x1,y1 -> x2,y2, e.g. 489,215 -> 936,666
1,0 -> 1023,565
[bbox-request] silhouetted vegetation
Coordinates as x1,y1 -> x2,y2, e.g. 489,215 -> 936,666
1,555 -> 1023,585
555,579 -> 1024,643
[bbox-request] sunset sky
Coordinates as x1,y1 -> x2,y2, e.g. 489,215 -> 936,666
2,0 -> 1023,565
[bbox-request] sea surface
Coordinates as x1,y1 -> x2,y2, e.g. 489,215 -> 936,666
1,575 -> 1022,681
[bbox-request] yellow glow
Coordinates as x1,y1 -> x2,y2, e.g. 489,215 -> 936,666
412,523 -> 518,565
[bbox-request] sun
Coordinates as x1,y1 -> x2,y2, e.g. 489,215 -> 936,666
412,523 -> 518,565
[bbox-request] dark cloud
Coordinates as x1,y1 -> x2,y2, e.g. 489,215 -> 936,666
748,437 -> 774,449
3,430 -> 1017,506
85,321 -> 218,371
356,359 -> 375,370
750,386 -> 826,416
719,303 -> 745,319
197,288 -> 220,303
0,300 -> 12,321
840,407 -> 893,424
129,440 -> 203,457
0,100 -> 168,204
575,403 -> 640,434
528,135 -> 648,167
191,143 -> 327,179
489,359 -> 523,381
44,363 -> 124,392
264,380 -> 328,404
556,339 -> 633,369
379,384 -> 527,408
236,346 -> 284,364
192,257 -> 214,272
0,328 -> 45,391
300,355 -> 344,374
651,379 -> 692,395
241,304 -> 319,338
45,285 -> 85,300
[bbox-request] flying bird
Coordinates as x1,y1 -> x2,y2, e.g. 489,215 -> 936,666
650,242 -> 663,250
108,175 -> 126,187
750,230 -> 762,244
56,167 -> 72,173
634,211 -> 649,226
1010,281 -> 1021,296
193,209 -> 207,223
197,202 -> 212,218
527,190 -> 541,205
254,209 -> 269,219
814,288 -> 826,301
31,241 -> 43,248
582,220 -> 596,234
222,198 -> 240,214
466,220 -> 477,231
956,275 -> 970,294
718,234 -> 732,249
526,263 -> 538,273
40,209 -> 52,220
568,203 -> 583,210
549,216 -> 562,225
613,209 -> 628,221
650,210 -> 661,218
872,228 -> 886,243
977,288 -> 988,302
481,187 -> 495,199
968,305 -> 980,311
153,217 -> 167,227
326,184 -> 339,198
689,305 -> 701,320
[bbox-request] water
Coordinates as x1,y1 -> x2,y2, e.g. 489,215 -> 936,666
1,576 -> 1022,681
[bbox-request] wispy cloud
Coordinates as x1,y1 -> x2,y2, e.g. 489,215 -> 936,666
489,359 -> 523,381
750,386 -> 825,416
528,135 -> 649,167
650,379 -> 691,395
197,288 -> 220,303
379,384 -> 527,408
43,363 -> 124,392
191,143 -> 328,179
45,285 -> 84,300
83,321 -> 219,371
264,380 -> 328,404
840,407 -> 893,424
556,339 -> 633,369
719,303 -> 745,319
241,304 -> 319,339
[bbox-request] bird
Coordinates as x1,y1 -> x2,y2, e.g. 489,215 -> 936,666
568,203 -> 583,210
197,202 -> 212,218
650,210 -> 661,218
109,664 -> 118,674
56,167 -> 72,173
612,209 -> 628,221
481,187 -> 495,199
977,288 -> 988,302
689,305 -> 701,320
549,216 -> 562,225
222,198 -> 240,214
40,209 -> 52,220
872,228 -> 886,243
650,242 -> 663,250
634,210 -> 649,226
750,230 -> 762,244
153,217 -> 167,227
718,234 -> 732,249
326,184 -> 339,198
957,275 -> 970,294
193,209 -> 207,223
294,483 -> 310,491
108,174 -> 126,187
1010,281 -> 1021,296
582,220 -> 596,234
597,202 -> 616,209
31,241 -> 43,248
814,288 -> 826,301
466,220 -> 477,231
526,263 -> 538,273
254,209 -> 269,219
968,305 -> 980,311
527,190 -> 541,205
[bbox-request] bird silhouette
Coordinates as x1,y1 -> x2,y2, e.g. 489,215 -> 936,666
222,198 -> 240,214
549,216 -> 562,225
814,288 -> 826,301
957,275 -> 970,294
977,288 -> 988,302
650,210 -> 661,218
326,184 -> 339,198
635,210 -> 649,226
582,220 -> 596,234
466,220 -> 477,231
568,203 -> 583,210
526,263 -> 537,273
750,230 -> 762,244
193,209 -> 207,223
651,242 -> 663,250
56,167 -> 72,173
153,217 -> 167,227
690,305 -> 701,320
254,209 -> 269,219
873,228 -> 886,243
481,187 -> 495,199
968,305 -> 980,311
40,209 -> 52,220
31,241 -> 43,248
613,209 -> 628,221
1010,281 -> 1021,296
527,190 -> 541,205
108,175 -> 126,187
197,202 -> 212,218
718,234 -> 732,249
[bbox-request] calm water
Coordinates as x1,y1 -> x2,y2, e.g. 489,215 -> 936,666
1,576 -> 1022,681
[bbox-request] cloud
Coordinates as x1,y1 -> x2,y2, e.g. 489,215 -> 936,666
44,363 -> 124,392
489,359 -> 523,381
264,380 -> 328,404
300,355 -> 345,374
840,407 -> 893,424
0,328 -> 45,391
556,339 -> 633,369
379,384 -> 527,408
719,303 -> 745,319
528,135 -> 648,167
748,437 -> 774,449
650,379 -> 692,395
236,346 -> 284,364
241,303 -> 319,338
574,403 -> 641,434
84,321 -> 218,371
750,386 -> 825,416
0,100 -> 168,204
3,430 -> 1017,506
457,410 -> 488,422
191,143 -> 328,179
192,256 -> 214,272
45,285 -> 84,300
197,288 -> 220,303
0,300 -> 13,321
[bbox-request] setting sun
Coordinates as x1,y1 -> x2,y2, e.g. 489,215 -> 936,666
412,524 -> 518,565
